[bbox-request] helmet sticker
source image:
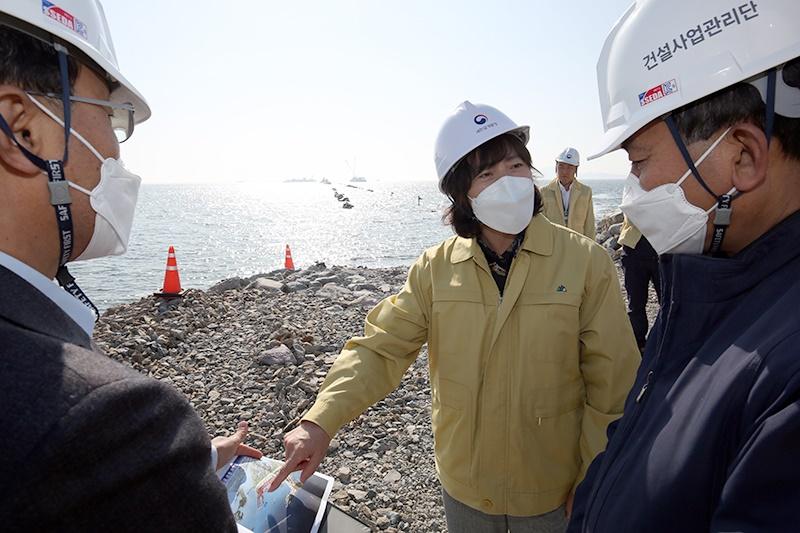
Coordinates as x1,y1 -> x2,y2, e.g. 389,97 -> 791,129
42,1 -> 88,39
639,79 -> 679,107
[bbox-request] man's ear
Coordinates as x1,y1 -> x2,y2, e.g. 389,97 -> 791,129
729,122 -> 769,193
0,86 -> 45,176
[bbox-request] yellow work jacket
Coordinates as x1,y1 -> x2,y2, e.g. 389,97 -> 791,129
541,179 -> 596,239
618,215 -> 643,248
303,215 -> 639,516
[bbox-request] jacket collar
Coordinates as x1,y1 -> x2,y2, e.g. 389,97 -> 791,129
0,265 -> 92,349
662,209 -> 800,303
548,178 -> 583,193
450,214 -> 555,264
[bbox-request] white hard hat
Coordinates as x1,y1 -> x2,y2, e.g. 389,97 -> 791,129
1,0 -> 150,124
556,147 -> 580,166
434,101 -> 529,184
590,0 -> 800,160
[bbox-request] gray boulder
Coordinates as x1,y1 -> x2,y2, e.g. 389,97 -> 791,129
604,236 -> 620,252
257,344 -> 296,366
596,211 -> 625,234
317,283 -> 354,302
284,281 -> 308,292
316,275 -> 343,285
208,277 -> 247,294
291,340 -> 307,364
248,278 -> 284,291
347,291 -> 382,309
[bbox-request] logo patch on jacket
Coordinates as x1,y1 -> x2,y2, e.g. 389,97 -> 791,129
556,285 -> 567,293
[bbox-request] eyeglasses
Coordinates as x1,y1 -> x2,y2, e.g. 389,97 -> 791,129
27,91 -> 136,143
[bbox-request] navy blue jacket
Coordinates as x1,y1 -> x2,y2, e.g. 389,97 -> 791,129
569,211 -> 800,533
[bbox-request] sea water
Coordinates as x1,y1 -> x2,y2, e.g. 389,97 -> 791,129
69,178 -> 624,310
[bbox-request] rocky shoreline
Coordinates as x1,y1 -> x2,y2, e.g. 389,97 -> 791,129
95,216 -> 659,533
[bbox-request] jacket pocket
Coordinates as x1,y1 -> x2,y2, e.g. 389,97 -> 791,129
517,292 -> 581,364
431,378 -> 473,487
571,199 -> 588,230
508,380 -> 584,493
431,290 -> 488,372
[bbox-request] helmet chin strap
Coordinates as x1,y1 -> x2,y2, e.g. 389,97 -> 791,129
0,43 -> 98,320
664,115 -> 736,255
663,69 -> 778,256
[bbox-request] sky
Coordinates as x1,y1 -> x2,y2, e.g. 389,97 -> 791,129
101,0 -> 635,183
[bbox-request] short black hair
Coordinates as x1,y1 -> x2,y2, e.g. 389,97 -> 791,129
0,25 -> 78,94
672,57 -> 800,161
440,133 -> 543,239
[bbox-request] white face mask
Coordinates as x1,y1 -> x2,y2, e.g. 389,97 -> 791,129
620,127 -> 735,255
28,95 -> 142,261
470,175 -> 535,234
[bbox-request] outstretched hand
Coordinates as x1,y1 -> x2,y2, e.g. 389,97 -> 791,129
211,421 -> 263,470
268,420 -> 331,492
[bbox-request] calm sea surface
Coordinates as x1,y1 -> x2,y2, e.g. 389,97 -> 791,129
69,178 -> 625,310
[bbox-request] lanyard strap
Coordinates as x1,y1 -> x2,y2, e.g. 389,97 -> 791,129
0,45 -> 97,320
45,159 -> 74,266
56,266 -> 100,320
0,119 -> 77,270
709,194 -> 733,255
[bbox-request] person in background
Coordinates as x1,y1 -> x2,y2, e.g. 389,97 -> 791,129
569,1 -> 800,530
0,2 -> 257,530
618,216 -> 661,353
270,101 -> 640,532
541,147 -> 596,239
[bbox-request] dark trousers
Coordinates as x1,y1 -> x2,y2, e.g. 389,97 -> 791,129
621,238 -> 662,350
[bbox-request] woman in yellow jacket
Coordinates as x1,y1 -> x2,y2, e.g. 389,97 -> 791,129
541,148 -> 596,239
270,102 -> 640,532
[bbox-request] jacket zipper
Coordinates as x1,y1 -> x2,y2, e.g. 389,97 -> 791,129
635,371 -> 654,403
582,265 -> 677,531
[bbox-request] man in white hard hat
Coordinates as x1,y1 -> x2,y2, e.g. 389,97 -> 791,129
0,3 -> 256,530
541,147 -> 597,239
270,101 -> 640,532
569,1 -> 800,531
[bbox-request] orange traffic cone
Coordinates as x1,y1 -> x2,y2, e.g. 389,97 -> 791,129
285,244 -> 295,271
155,246 -> 183,297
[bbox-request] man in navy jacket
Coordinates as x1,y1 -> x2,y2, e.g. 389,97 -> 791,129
569,1 -> 800,531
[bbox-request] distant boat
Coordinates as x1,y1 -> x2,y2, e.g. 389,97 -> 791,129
345,157 -> 366,183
